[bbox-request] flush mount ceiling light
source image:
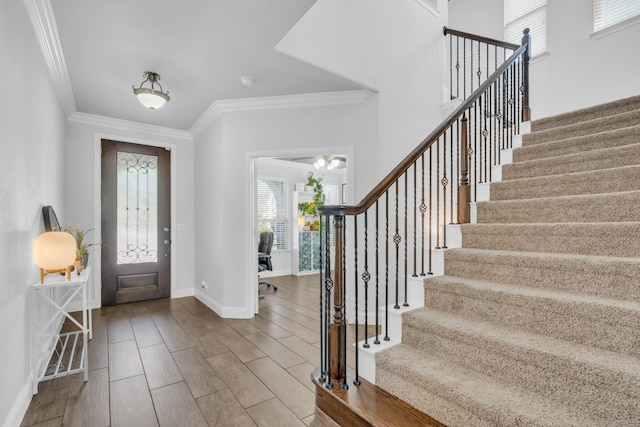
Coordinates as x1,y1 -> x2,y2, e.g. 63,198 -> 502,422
314,156 -> 340,170
132,71 -> 170,110
240,75 -> 255,87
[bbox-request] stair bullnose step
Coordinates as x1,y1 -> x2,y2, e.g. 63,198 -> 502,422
399,309 -> 640,421
423,275 -> 640,357
376,344 -> 606,427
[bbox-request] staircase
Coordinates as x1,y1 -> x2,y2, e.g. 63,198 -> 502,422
375,96 -> 640,426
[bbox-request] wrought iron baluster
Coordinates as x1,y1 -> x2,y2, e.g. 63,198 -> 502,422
323,214 -> 333,389
412,161 -> 417,278
384,191 -> 389,342
353,217 -> 360,386
319,214 -> 326,382
374,201 -> 380,345
362,211 -> 370,349
394,183 -> 400,310
420,154 -> 426,277
441,134 -> 448,249
435,137 -> 441,249
403,171 -> 408,307
428,149 -> 433,275
450,125 -> 455,225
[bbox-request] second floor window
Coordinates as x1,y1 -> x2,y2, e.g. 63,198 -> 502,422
505,0 -> 547,57
258,176 -> 288,250
594,0 -> 640,32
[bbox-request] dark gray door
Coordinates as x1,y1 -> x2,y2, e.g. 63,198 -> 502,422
101,139 -> 171,305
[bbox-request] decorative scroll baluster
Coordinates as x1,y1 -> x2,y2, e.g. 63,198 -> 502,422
412,162 -> 418,278
394,184 -> 400,309
384,192 -> 389,342
441,134 -> 448,249
428,149 -> 433,275
420,154 -> 426,276
323,214 -> 333,389
458,115 -> 470,223
435,138 -> 441,249
362,211 -> 370,349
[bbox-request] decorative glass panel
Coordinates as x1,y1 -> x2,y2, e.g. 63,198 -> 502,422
117,152 -> 158,264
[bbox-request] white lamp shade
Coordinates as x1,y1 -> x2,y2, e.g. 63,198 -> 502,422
134,88 -> 169,110
33,232 -> 76,270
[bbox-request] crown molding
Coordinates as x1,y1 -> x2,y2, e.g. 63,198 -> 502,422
23,0 -> 76,118
70,112 -> 193,142
189,89 -> 375,139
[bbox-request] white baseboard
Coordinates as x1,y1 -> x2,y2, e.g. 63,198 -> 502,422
172,287 -> 194,299
194,289 -> 252,319
3,375 -> 33,427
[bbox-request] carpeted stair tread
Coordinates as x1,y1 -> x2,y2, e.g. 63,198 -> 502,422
400,309 -> 640,421
443,248 -> 640,300
424,275 -> 640,356
376,344 -> 603,427
516,124 -> 640,161
502,141 -> 640,181
531,95 -> 640,132
491,164 -> 640,200
459,222 -> 640,257
476,190 -> 640,223
524,108 -> 640,146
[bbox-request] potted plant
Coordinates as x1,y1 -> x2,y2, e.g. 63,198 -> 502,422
65,224 -> 99,270
298,172 -> 325,221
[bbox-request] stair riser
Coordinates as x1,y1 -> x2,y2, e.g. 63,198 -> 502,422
502,143 -> 640,181
476,192 -> 640,224
424,279 -> 640,358
491,165 -> 640,201
532,96 -> 640,132
459,223 -> 640,257
525,109 -> 640,145
444,250 -> 640,300
401,321 -> 638,421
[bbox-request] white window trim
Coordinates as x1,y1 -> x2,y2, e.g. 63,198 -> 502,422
257,175 -> 289,251
591,13 -> 640,39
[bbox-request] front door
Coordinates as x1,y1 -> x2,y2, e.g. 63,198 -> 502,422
101,139 -> 171,306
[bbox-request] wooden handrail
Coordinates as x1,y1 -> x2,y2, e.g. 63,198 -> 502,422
318,42 -> 528,217
443,26 -> 520,50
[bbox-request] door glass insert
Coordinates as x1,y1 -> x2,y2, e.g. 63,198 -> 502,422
117,151 -> 158,264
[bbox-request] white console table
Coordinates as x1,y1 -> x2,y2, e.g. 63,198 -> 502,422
30,267 -> 92,394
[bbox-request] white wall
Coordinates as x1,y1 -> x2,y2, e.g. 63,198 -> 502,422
65,119 -> 196,306
449,0 -> 640,119
193,102 -> 376,318
276,0 -> 450,182
0,0 -> 68,425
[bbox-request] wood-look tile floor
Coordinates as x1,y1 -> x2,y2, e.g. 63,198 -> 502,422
21,274 -> 338,427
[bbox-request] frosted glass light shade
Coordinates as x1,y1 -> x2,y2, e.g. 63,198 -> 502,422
134,89 -> 169,110
34,232 -> 76,282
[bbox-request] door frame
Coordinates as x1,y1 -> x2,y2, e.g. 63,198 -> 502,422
246,146 -> 354,314
93,132 -> 178,308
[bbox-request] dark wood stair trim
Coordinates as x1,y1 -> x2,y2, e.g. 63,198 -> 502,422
312,369 -> 445,427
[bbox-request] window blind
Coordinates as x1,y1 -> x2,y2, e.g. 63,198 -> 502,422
505,0 -> 547,57
594,0 -> 640,31
258,176 -> 288,250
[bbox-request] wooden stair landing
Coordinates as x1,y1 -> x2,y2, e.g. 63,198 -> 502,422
311,369 -> 444,427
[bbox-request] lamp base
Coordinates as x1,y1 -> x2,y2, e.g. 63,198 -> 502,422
40,266 -> 72,284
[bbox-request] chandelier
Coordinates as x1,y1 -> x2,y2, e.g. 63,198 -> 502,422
132,71 -> 170,110
314,156 -> 340,170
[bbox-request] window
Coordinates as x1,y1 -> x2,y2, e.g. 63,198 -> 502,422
594,0 -> 640,31
505,0 -> 547,57
258,176 -> 288,250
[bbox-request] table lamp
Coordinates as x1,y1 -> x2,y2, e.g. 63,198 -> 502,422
33,231 -> 76,283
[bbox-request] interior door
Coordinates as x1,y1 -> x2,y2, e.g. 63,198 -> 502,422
101,139 -> 171,306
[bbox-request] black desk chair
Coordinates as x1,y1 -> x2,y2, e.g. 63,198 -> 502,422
258,231 -> 278,292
